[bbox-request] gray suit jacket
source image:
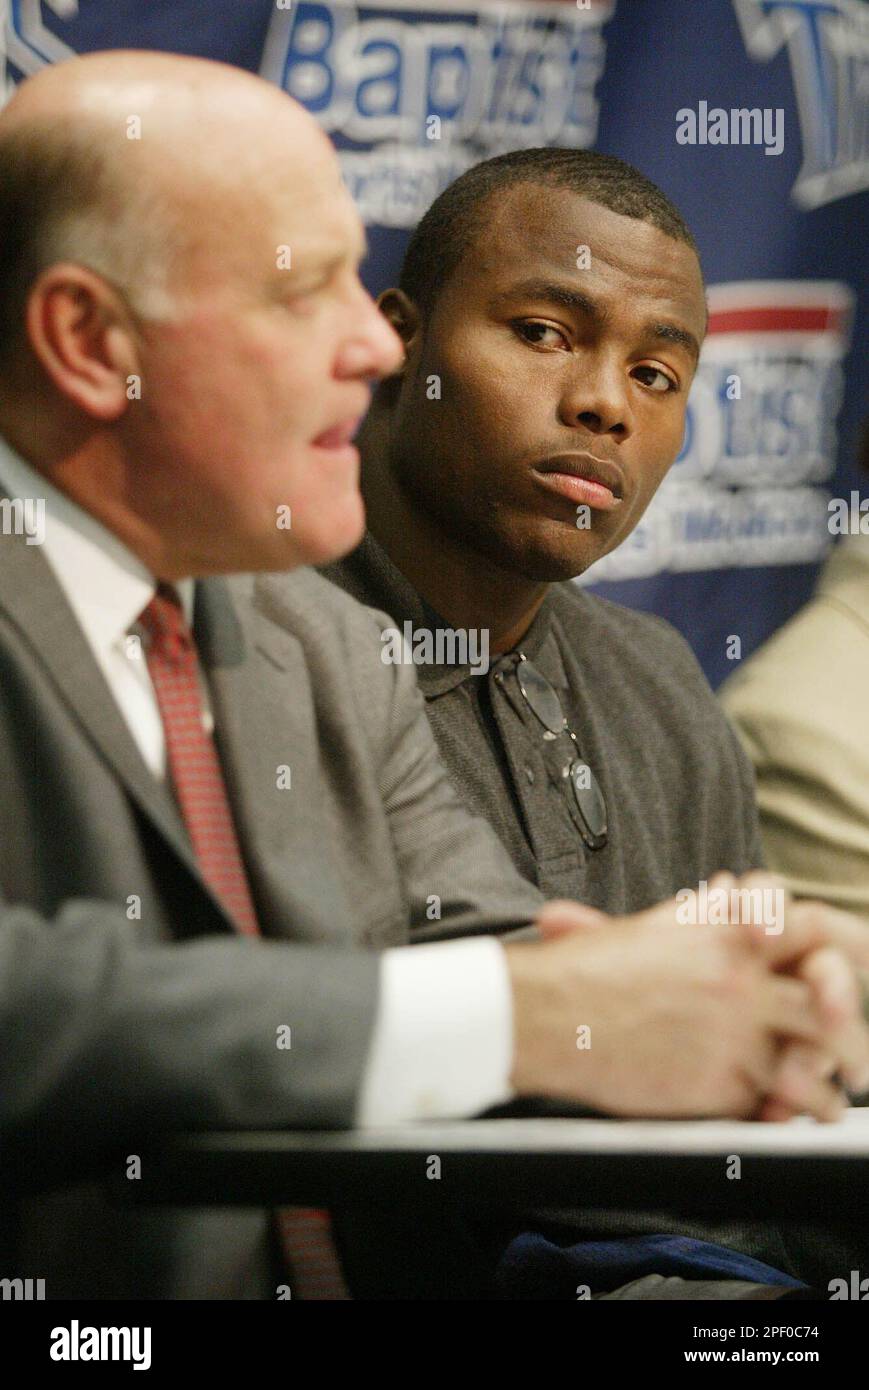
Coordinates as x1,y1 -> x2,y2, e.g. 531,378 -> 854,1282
0,521 -> 542,1298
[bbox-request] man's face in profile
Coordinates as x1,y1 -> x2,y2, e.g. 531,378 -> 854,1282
127,133 -> 400,574
385,186 -> 707,582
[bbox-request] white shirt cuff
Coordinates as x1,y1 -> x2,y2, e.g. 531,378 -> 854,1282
355,936 -> 516,1125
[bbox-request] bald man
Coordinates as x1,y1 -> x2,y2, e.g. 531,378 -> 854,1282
2,52 -> 869,1303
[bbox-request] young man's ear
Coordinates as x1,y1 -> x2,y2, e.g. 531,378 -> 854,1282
376,288 -> 422,373
25,264 -> 141,421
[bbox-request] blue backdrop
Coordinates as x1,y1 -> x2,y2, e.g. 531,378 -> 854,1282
3,0 -> 866,686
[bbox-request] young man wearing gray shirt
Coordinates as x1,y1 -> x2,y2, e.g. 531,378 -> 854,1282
323,148 -> 868,1296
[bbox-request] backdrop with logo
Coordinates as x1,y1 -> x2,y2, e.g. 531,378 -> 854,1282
3,0 -> 866,686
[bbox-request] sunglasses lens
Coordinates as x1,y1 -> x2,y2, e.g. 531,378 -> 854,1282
569,758 -> 608,850
512,659 -> 608,851
515,660 -> 564,734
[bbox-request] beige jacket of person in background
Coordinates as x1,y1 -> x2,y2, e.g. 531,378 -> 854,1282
722,534 -> 869,927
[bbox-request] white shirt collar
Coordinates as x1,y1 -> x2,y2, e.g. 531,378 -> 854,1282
0,436 -> 196,645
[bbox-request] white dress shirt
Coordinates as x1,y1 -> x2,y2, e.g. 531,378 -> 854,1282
0,439 -> 516,1124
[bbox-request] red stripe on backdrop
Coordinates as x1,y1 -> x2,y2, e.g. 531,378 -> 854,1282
707,306 -> 845,335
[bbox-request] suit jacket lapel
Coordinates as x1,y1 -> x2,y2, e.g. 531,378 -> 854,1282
0,526 -> 217,904
0,523 -> 354,944
197,573 -> 354,944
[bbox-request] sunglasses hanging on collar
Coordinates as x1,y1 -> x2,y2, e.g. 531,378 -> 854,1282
496,653 -> 608,852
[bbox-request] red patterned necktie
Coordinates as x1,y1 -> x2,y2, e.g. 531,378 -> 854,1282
137,581 -> 351,1300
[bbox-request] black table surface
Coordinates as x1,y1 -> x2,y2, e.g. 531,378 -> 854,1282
113,1110 -> 869,1222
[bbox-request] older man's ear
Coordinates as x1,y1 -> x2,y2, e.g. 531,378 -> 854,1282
25,263 -> 140,421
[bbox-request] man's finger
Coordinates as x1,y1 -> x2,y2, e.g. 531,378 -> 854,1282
770,1042 -> 847,1122
760,976 -> 823,1042
535,899 -> 609,938
798,948 -> 869,1092
751,899 -> 869,972
800,946 -> 859,1025
757,1097 -> 800,1124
